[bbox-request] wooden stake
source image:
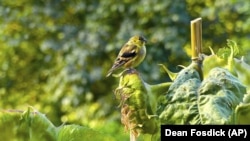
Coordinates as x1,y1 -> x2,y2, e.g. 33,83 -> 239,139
190,17 -> 203,80
191,17 -> 202,60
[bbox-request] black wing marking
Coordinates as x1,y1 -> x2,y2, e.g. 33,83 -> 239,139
120,44 -> 137,58
121,50 -> 136,58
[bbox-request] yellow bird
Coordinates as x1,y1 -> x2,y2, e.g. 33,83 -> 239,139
106,35 -> 147,77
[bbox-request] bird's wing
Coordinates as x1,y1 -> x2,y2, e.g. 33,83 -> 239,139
106,44 -> 137,77
120,45 -> 137,58
114,44 -> 137,68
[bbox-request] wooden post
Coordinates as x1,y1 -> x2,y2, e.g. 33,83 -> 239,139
190,17 -> 203,80
191,17 -> 202,60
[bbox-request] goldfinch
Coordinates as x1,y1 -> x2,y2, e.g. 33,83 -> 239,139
106,35 -> 147,77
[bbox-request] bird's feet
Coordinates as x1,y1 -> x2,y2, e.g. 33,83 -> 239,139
126,68 -> 138,74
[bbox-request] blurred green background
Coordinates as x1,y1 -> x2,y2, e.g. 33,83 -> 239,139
0,0 -> 250,138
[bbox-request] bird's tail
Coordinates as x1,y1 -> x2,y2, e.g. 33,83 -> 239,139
106,69 -> 113,77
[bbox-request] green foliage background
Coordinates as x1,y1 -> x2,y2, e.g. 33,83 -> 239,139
0,0 -> 250,139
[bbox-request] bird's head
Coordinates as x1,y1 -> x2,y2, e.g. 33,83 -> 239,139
128,35 -> 147,46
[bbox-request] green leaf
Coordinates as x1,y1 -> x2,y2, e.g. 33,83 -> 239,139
0,108 -> 115,141
57,125 -> 114,141
235,93 -> 250,124
158,66 -> 247,124
0,107 -> 56,141
158,67 -> 201,124
198,68 -> 246,124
